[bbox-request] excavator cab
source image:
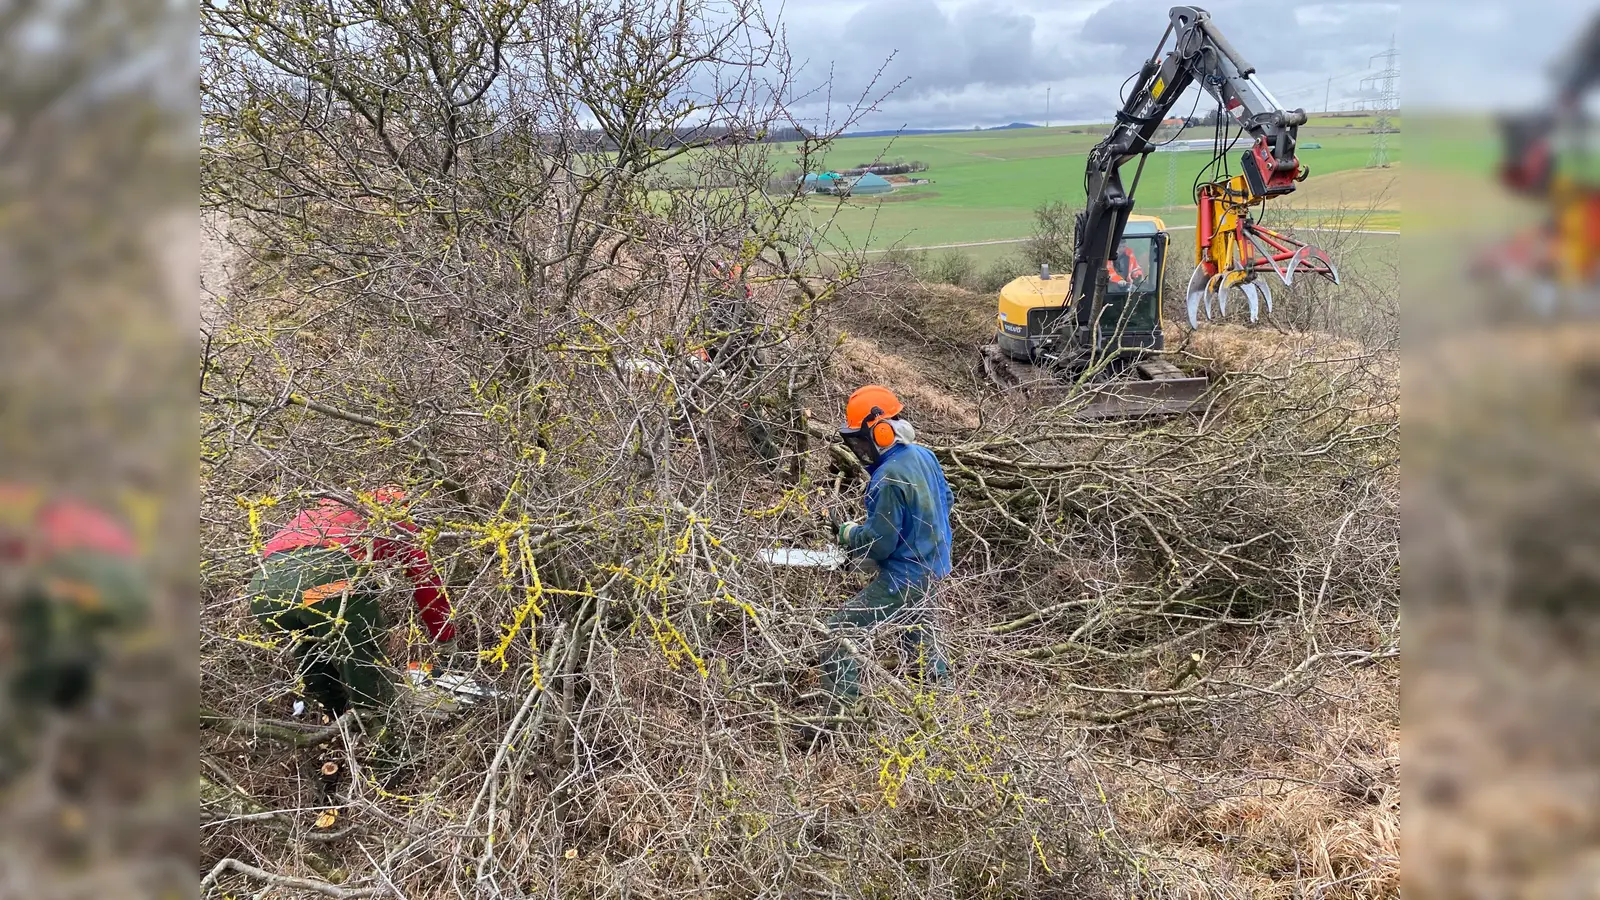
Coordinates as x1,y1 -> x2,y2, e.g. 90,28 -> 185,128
1096,223 -> 1165,344
994,216 -> 1168,364
985,215 -> 1209,418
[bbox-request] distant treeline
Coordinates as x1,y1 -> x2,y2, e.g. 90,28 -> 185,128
576,124 -> 812,151
838,161 -> 929,176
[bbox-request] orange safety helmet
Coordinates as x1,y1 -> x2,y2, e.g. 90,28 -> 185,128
370,486 -> 409,506
841,385 -> 903,466
336,486 -> 409,515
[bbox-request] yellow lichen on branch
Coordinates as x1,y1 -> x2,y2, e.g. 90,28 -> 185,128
235,493 -> 281,556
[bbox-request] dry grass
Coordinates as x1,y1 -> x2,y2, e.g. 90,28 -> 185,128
1109,652 -> 1399,900
1180,324 -> 1370,376
825,277 -> 996,432
1404,607 -> 1600,900
1404,323 -> 1600,900
830,277 -> 991,348
1176,324 -> 1398,432
834,334 -> 981,429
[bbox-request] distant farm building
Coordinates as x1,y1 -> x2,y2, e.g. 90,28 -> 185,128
844,173 -> 893,195
803,172 -> 845,194
804,171 -> 894,196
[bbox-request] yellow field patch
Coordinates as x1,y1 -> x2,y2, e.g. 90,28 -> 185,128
1278,163 -> 1401,212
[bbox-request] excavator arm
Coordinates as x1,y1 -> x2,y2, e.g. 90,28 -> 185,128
1499,11 -> 1600,197
1551,12 -> 1600,107
1048,5 -> 1338,361
1485,10 -> 1600,298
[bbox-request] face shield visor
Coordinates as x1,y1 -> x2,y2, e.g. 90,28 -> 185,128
839,424 -> 882,469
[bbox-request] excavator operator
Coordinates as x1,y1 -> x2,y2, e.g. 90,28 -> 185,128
1106,245 -> 1145,287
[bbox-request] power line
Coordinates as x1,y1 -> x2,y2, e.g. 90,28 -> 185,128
1362,36 -> 1398,168
1273,66 -> 1383,101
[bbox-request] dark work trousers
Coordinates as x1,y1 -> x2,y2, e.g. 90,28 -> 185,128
249,547 -> 393,715
820,576 -> 948,705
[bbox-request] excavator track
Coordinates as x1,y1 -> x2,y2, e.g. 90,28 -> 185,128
982,345 -> 1210,420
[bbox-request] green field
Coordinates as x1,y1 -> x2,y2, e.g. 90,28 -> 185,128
794,117 -> 1403,252
1407,114 -> 1497,174
883,227 -> 1398,294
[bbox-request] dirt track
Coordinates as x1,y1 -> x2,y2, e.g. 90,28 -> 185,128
863,223 -> 1401,254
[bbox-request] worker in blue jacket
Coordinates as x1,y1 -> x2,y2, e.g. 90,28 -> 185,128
823,385 -> 954,707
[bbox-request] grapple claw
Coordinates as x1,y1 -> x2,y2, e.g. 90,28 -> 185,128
1185,264 -> 1211,329
1306,247 -> 1340,286
1240,223 -> 1341,289
1284,247 -> 1339,286
1239,281 -> 1261,321
1191,185 -> 1343,330
1280,247 -> 1315,285
1205,272 -> 1227,319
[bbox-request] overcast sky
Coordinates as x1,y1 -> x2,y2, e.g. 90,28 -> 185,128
772,0 -> 1593,132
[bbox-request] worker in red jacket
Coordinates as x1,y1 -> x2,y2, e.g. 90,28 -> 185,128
249,489 -> 456,716
0,483 -> 147,785
0,484 -> 146,709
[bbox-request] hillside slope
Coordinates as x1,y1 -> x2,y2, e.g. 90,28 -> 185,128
820,277 -> 1400,899
200,244 -> 1399,898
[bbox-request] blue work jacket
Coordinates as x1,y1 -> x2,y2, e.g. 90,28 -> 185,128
843,442 -> 954,588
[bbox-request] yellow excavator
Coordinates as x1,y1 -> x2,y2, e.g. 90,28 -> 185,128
982,6 -> 1340,417
1475,12 -> 1600,312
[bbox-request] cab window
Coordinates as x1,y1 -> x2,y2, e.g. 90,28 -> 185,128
1100,235 -> 1162,333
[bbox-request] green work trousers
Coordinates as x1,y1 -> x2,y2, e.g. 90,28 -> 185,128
820,576 -> 948,705
6,550 -> 144,710
248,548 -> 393,715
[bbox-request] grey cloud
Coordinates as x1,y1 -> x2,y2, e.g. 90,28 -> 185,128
1081,0 -> 1396,71
1404,0 -> 1590,109
779,0 -> 1422,130
787,0 -> 1072,103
